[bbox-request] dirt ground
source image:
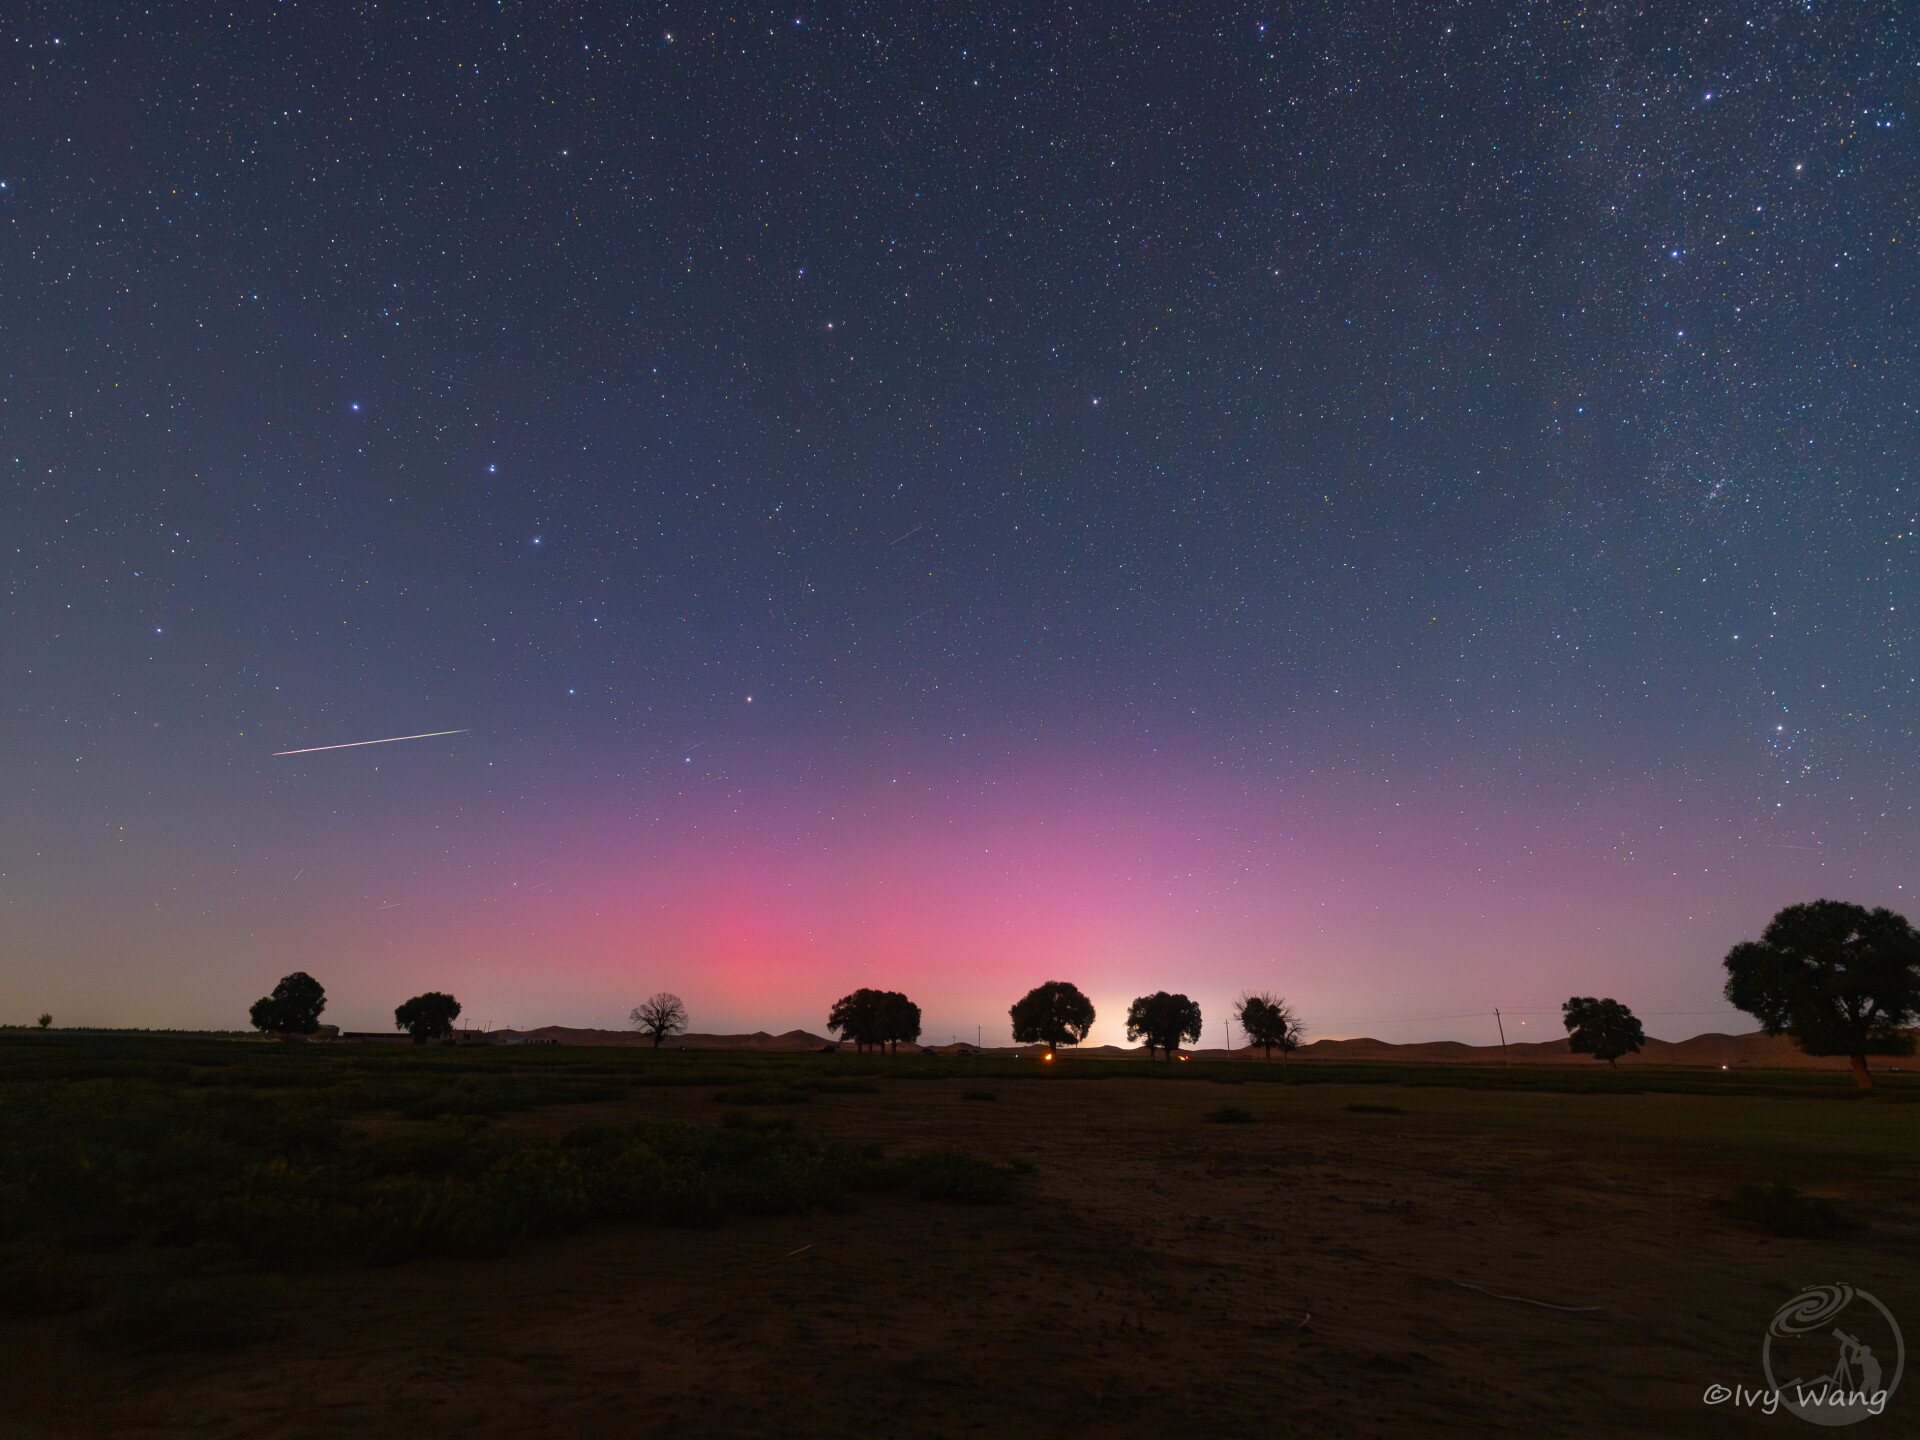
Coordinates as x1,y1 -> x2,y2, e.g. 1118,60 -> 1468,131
7,1073 -> 1917,1438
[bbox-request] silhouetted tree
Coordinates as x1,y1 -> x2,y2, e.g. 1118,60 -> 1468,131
1724,900 -> 1920,1090
1235,992 -> 1304,1064
630,992 -> 689,1047
828,988 -> 889,1053
1126,991 -> 1203,1062
35,1013 -> 51,1030
882,992 -> 922,1054
1560,996 -> 1645,1068
1009,981 -> 1097,1053
249,971 -> 327,1035
395,991 -> 461,1043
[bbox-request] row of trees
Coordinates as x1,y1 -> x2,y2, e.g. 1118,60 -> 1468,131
1005,981 -> 1305,1063
250,972 -> 462,1044
820,896 -> 1919,1084
249,900 -> 1920,1087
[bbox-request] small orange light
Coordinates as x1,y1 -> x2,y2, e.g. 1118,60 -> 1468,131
1043,1052 -> 1054,1062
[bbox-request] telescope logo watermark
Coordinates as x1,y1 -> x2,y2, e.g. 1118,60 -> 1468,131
1703,1283 -> 1904,1426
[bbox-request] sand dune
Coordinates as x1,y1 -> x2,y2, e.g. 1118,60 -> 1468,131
1208,1029 -> 1907,1072
480,1025 -> 1909,1073
488,1026 -> 834,1050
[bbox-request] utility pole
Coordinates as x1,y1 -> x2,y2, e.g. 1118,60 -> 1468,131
1494,1008 -> 1509,1067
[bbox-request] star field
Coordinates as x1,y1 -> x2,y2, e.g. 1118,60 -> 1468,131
3,2 -> 1916,1038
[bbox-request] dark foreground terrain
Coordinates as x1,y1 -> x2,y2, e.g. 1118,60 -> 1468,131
2,1034 -> 1915,1437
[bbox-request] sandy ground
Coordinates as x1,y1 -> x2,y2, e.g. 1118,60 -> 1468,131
7,1074 -> 1916,1438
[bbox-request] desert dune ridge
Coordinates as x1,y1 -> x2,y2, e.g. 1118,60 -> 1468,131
473,1025 -> 1908,1071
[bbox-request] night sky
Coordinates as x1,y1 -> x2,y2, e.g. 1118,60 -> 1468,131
5,3 -> 1916,1044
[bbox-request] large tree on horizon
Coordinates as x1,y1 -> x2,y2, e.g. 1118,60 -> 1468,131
1235,992 -> 1304,1064
395,991 -> 462,1044
829,988 -> 919,1053
249,971 -> 327,1035
881,991 -> 922,1054
1724,900 -> 1920,1090
1560,996 -> 1645,1069
1126,991 -> 1203,1062
1008,981 -> 1097,1054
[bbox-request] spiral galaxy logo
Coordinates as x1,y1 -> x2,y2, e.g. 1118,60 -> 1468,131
1762,1284 -> 1904,1426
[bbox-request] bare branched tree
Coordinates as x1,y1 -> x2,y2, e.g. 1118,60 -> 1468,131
630,992 -> 689,1048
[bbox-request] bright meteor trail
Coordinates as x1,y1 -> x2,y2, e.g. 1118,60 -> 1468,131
272,730 -> 470,756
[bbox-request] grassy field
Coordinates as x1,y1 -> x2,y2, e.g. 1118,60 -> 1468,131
3,1033 -> 1916,1437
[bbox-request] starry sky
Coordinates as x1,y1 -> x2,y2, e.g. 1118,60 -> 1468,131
4,2 -> 1916,1044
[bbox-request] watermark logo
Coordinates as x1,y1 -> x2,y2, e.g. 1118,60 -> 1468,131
1705,1283 -> 1906,1426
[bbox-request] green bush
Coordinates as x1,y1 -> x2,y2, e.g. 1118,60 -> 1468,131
0,1036 -> 1030,1301
857,1151 -> 1016,1203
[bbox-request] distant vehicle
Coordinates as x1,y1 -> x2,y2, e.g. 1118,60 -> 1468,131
921,1046 -> 939,1055
817,1043 -> 838,1053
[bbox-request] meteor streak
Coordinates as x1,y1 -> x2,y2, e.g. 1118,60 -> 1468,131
272,729 -> 470,756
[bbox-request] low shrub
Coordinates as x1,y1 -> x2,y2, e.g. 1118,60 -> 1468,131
0,1040 -> 1029,1317
81,1275 -> 291,1354
713,1077 -> 878,1104
806,1079 -> 881,1095
962,1089 -> 998,1102
1204,1105 -> 1256,1124
0,1241 -> 91,1317
1728,1182 -> 1856,1238
713,1084 -> 812,1105
721,1112 -> 798,1135
398,1077 -> 622,1120
895,1152 -> 1017,1203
